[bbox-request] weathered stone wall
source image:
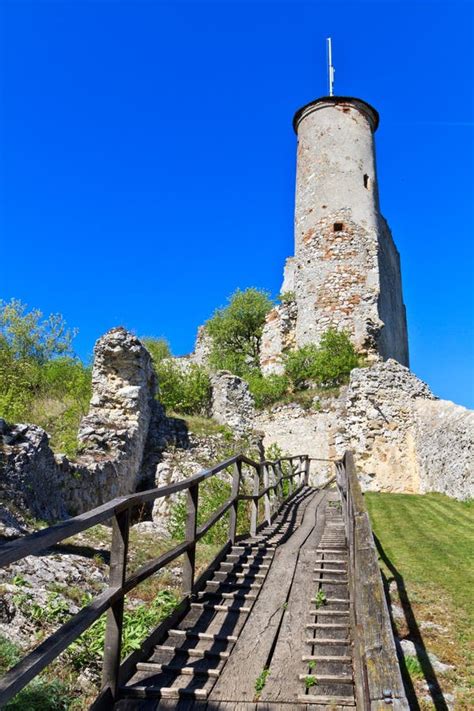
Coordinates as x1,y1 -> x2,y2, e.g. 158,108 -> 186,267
210,371 -> 255,435
0,328 -> 163,521
377,217 -> 410,366
260,299 -> 297,375
285,97 -> 409,365
255,403 -> 337,484
337,361 -> 473,499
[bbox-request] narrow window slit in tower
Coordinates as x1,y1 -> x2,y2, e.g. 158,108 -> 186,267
364,174 -> 370,189
333,223 -> 344,232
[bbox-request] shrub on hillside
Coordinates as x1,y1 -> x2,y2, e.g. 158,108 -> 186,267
285,329 -> 360,389
206,288 -> 273,376
0,300 -> 91,457
143,337 -> 212,416
246,372 -> 289,409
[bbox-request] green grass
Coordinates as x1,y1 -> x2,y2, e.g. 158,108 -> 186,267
366,492 -> 474,709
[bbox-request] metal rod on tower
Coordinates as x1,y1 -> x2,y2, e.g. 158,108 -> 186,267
327,37 -> 335,96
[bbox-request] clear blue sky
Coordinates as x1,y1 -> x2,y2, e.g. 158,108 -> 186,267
1,1 -> 473,407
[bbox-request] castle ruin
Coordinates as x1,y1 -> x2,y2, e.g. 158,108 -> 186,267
260,96 -> 409,374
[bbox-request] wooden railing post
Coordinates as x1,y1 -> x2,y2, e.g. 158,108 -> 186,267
228,460 -> 241,543
288,459 -> 294,496
102,507 -> 130,699
250,464 -> 260,537
304,456 -> 310,485
182,482 -> 199,596
262,463 -> 271,525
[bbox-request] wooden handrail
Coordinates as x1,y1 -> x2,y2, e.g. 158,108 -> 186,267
0,451 -> 309,706
336,451 -> 409,709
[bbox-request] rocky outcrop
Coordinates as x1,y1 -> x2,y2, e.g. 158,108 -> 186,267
1,328 -> 164,521
0,420 -> 68,522
255,401 -> 337,484
192,326 -> 213,367
210,371 -> 255,436
338,360 -> 474,499
260,298 -> 297,376
77,327 -> 157,492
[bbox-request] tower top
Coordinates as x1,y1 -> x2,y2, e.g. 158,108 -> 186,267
292,96 -> 379,134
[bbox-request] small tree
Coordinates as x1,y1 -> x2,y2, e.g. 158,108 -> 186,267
206,288 -> 273,376
285,344 -> 320,389
285,329 -> 360,390
312,329 -> 360,386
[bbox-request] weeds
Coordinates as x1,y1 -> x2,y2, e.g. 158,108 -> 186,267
304,674 -> 318,689
254,667 -> 270,698
314,590 -> 327,608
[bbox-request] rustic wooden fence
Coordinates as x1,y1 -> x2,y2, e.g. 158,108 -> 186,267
336,451 -> 409,710
0,452 -> 310,706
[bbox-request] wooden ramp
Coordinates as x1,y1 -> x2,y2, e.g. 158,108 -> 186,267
115,488 -> 357,709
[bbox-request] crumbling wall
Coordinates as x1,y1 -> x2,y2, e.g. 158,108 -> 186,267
260,299 -> 297,375
0,328 -> 162,521
294,211 -> 382,354
377,217 -> 409,366
337,360 -> 473,499
210,371 -> 255,436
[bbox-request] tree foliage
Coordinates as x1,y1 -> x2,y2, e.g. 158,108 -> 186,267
0,299 -> 91,457
144,337 -> 211,416
285,329 -> 360,389
206,288 -> 273,376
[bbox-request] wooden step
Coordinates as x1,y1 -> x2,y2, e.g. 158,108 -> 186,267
315,559 -> 347,564
297,694 -> 355,706
302,655 -> 352,663
305,623 -> 349,629
168,629 -> 237,643
207,579 -> 262,591
198,590 -> 257,601
226,553 -> 273,561
154,644 -> 230,659
120,685 -> 208,700
305,638 -> 351,645
220,562 -> 270,571
298,673 -> 353,684
190,602 -> 251,613
308,610 -> 349,616
136,661 -> 220,677
313,577 -> 348,584
317,549 -> 347,554
313,567 -> 347,574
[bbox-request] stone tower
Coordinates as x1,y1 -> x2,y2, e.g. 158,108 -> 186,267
260,96 -> 409,373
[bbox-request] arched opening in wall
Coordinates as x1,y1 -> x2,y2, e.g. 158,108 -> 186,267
364,174 -> 370,189
333,223 -> 344,232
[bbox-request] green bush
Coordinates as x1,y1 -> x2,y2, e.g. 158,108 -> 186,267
141,337 -> 171,363
68,589 -> 178,672
143,337 -> 212,416
284,345 -> 320,389
155,360 -> 211,416
285,329 -> 360,389
206,288 -> 273,376
0,300 -> 91,457
246,372 -> 289,409
311,329 -> 360,387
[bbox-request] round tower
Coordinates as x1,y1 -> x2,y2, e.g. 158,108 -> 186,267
293,96 -> 380,255
288,95 -> 408,365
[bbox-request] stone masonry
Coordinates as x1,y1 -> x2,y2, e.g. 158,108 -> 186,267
261,96 -> 409,374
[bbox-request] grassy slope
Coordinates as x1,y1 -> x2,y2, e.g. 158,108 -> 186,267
366,492 -> 474,710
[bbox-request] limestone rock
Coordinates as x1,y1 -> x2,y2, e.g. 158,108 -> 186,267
260,299 -> 297,376
192,325 -> 213,366
339,359 -> 474,499
210,371 -> 255,436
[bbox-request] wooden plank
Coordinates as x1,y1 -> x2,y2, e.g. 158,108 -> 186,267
209,490 -> 321,703
259,493 -> 327,703
102,508 -> 130,697
183,483 -> 199,594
